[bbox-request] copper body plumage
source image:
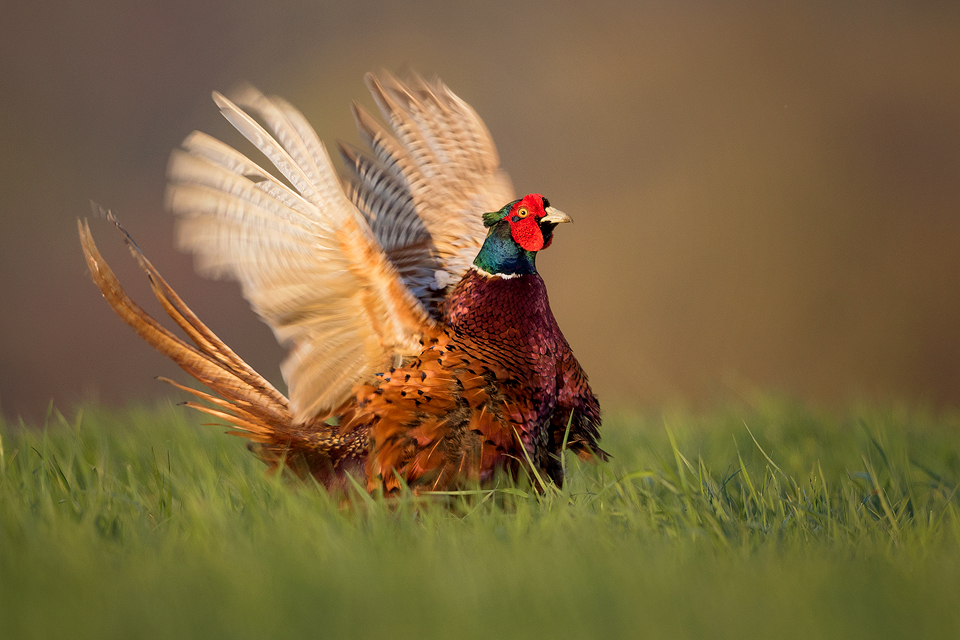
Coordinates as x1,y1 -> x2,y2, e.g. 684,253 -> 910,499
80,72 -> 604,493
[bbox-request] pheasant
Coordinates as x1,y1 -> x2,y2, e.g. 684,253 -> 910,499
79,72 -> 605,493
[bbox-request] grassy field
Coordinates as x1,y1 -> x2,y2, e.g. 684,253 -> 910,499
2,398 -> 959,639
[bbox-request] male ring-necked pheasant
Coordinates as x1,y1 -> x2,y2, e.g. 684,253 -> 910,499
79,72 -> 605,493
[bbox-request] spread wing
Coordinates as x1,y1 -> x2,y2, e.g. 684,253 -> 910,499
339,72 -> 515,310
166,73 -> 514,422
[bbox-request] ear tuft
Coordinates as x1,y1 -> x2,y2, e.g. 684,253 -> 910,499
482,199 -> 521,228
482,210 -> 504,227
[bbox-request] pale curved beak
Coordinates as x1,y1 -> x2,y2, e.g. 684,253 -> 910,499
542,206 -> 572,224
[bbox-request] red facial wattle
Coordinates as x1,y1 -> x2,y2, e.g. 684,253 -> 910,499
506,194 -> 547,252
510,217 -> 544,251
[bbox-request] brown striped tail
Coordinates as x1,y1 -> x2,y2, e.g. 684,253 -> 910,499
78,212 -> 328,476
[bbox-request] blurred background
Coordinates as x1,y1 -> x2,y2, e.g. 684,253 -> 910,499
2,0 -> 959,424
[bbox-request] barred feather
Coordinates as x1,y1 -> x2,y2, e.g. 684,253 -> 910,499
167,82 -> 444,422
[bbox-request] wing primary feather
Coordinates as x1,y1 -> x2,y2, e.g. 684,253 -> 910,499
165,73 -> 514,422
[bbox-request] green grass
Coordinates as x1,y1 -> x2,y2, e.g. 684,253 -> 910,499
2,398 -> 959,639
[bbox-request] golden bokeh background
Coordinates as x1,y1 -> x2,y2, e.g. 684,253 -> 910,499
2,0 -> 959,422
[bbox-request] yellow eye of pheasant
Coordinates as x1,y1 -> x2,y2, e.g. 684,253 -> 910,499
516,208 -> 529,218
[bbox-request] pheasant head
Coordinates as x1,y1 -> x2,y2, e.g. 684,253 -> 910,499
475,194 -> 572,277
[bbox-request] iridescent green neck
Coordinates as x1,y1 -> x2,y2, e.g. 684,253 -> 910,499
473,221 -> 537,276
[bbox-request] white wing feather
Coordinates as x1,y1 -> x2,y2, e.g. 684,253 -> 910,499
167,74 -> 513,422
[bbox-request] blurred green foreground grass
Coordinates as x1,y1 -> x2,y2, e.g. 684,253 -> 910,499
2,399 -> 959,639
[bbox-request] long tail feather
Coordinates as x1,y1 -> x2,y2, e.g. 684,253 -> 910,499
79,211 -> 371,486
79,212 -> 289,420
